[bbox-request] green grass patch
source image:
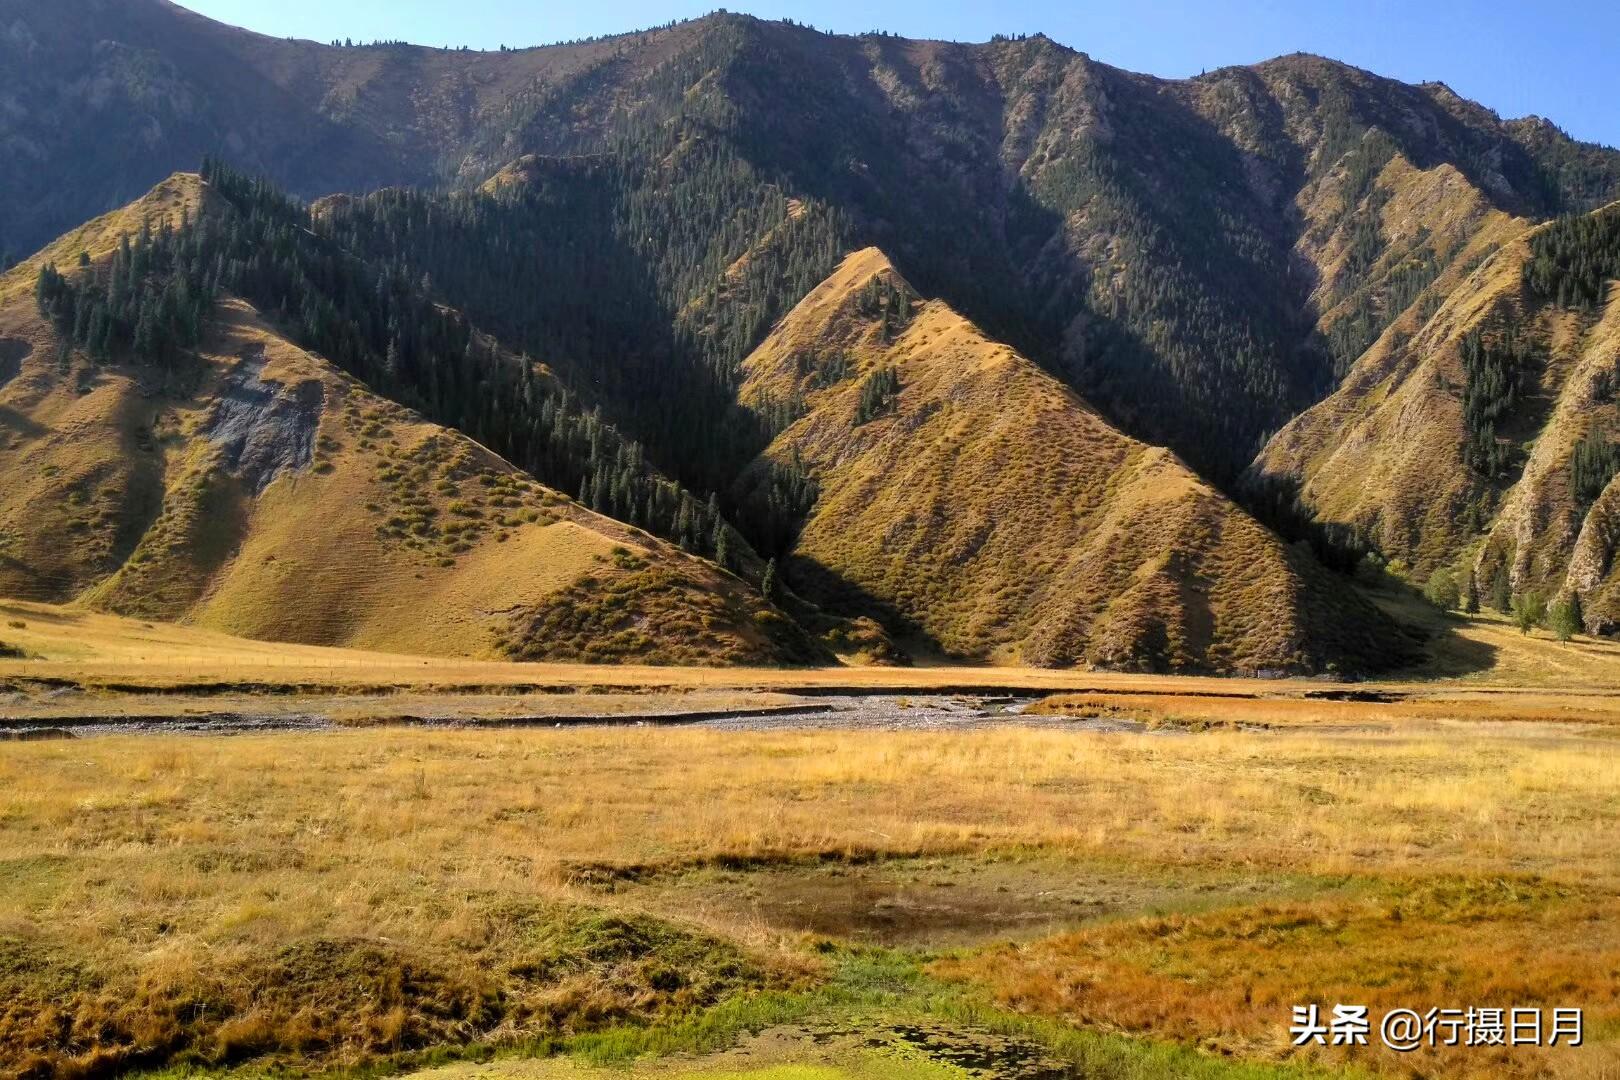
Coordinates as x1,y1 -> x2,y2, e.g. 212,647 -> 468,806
120,947 -> 1354,1080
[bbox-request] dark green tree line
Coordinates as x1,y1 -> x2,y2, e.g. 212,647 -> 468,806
854,365 -> 900,424
1460,324 -> 1538,479
1571,429 -> 1620,507
38,159 -> 742,562
1524,205 -> 1620,310
35,213 -> 212,368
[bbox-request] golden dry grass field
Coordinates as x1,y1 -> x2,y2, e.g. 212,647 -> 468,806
2,718 -> 1617,1080
1,607 -> 1619,1080
3,599 -> 1620,1080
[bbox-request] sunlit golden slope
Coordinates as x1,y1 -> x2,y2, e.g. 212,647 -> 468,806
1482,290 -> 1620,613
0,178 -> 812,664
738,249 -> 1407,673
1300,152 -> 1520,348
1253,202 -> 1620,631
1252,214 -> 1532,574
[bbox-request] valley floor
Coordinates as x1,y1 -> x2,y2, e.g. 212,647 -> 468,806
2,597 -> 1618,1079
8,593 -> 1620,695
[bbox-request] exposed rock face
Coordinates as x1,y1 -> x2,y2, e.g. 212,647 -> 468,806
1567,479 -> 1620,632
202,349 -> 324,494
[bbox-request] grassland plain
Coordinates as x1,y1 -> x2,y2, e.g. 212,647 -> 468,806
8,593 -> 1620,698
0,696 -> 1616,1080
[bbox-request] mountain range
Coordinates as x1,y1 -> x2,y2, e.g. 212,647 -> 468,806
3,0 -> 1619,671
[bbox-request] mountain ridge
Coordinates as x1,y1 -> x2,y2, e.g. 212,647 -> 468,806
7,6 -> 1618,486
1251,199 -> 1620,631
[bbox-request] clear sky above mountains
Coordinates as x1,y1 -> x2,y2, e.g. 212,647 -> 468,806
177,0 -> 1618,150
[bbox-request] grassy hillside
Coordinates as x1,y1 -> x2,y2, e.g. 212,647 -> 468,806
11,5 -> 1620,664
1253,202 -> 1620,631
1251,210 -> 1535,575
0,179 -> 816,665
737,250 -> 1408,674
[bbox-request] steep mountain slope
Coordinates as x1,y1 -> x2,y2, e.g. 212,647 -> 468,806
1252,202 -> 1620,630
1190,54 -> 1620,313
7,3 -> 1619,484
737,249 -> 1409,673
0,177 -> 818,664
1250,209 -> 1533,571
302,159 -> 845,510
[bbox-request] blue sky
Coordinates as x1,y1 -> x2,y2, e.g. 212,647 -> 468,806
177,0 -> 1619,148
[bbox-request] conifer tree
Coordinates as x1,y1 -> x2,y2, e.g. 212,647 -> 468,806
712,521 -> 730,570
1490,564 -> 1512,614
1571,430 -> 1620,507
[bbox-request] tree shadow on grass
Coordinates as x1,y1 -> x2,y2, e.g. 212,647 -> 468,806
1370,587 -> 1501,679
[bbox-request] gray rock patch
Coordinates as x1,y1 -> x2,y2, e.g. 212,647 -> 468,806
201,347 -> 323,493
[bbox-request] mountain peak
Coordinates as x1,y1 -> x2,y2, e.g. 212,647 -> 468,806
4,5 -> 1617,672
1,173 -> 210,305
0,178 -> 821,664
